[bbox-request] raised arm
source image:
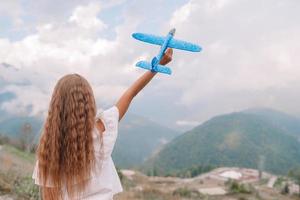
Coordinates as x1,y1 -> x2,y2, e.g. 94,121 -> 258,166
116,48 -> 173,121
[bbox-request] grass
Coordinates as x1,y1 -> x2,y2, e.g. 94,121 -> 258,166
173,187 -> 204,199
0,171 -> 39,200
14,176 -> 39,200
3,144 -> 35,162
225,179 -> 255,194
0,144 -> 38,199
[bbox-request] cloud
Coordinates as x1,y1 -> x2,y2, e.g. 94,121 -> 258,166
170,1 -> 194,26
1,0 -> 300,129
176,120 -> 200,127
0,2 -> 142,117
69,3 -> 107,31
162,0 -> 300,123
1,84 -> 49,116
0,0 -> 23,25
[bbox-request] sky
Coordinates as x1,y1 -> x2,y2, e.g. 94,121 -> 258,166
0,0 -> 300,131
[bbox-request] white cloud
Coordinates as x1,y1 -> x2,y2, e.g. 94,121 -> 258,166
170,1 -> 193,26
1,0 -> 300,127
165,0 -> 300,121
69,2 -> 107,31
0,0 -> 23,25
176,120 -> 200,127
0,2 -> 142,117
1,84 -> 50,116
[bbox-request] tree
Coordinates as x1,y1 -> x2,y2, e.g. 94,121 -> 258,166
258,155 -> 265,180
19,122 -> 34,152
288,168 -> 300,196
281,183 -> 289,195
0,134 -> 10,145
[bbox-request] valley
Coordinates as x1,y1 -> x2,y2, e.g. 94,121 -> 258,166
1,108 -> 300,199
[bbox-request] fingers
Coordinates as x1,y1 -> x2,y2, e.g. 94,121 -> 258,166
159,48 -> 173,65
166,48 -> 173,56
165,48 -> 173,62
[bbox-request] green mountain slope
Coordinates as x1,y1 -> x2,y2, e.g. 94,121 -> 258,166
244,108 -> 300,138
148,112 -> 300,175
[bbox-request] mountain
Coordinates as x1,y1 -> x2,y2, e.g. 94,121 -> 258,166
244,108 -> 300,138
0,116 -> 43,139
0,110 -> 179,168
147,110 -> 300,175
113,114 -> 180,168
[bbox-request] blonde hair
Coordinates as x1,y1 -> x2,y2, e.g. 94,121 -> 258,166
37,74 -> 97,199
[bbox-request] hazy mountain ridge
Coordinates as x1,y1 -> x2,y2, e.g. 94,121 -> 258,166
147,109 -> 300,175
0,109 -> 179,168
244,108 -> 300,138
113,113 -> 180,168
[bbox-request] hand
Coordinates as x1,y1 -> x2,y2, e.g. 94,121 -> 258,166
159,48 -> 173,65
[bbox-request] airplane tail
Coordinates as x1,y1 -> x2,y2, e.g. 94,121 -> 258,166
136,61 -> 172,75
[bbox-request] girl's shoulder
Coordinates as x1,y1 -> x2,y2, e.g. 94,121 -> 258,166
96,106 -> 119,132
102,106 -> 119,120
94,106 -> 120,159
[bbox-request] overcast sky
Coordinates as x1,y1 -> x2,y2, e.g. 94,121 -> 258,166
0,0 -> 300,131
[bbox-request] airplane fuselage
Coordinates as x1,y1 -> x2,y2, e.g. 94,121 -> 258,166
151,29 -> 176,71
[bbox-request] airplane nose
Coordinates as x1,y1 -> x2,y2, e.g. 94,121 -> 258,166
169,28 -> 176,36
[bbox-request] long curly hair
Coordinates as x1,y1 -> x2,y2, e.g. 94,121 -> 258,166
37,74 -> 97,199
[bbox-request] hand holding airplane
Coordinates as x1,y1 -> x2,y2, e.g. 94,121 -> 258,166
132,28 -> 202,75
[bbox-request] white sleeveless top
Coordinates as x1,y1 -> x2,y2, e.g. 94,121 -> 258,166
32,106 -> 123,200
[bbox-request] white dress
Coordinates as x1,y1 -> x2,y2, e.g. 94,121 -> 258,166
32,106 -> 123,200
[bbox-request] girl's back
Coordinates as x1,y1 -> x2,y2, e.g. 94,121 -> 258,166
33,104 -> 122,199
32,49 -> 173,200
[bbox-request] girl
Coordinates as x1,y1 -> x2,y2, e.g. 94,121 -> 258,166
32,49 -> 173,200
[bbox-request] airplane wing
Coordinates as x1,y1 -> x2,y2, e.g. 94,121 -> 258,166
132,32 -> 202,52
132,33 -> 165,46
154,64 -> 172,75
168,38 -> 201,52
136,61 -> 172,75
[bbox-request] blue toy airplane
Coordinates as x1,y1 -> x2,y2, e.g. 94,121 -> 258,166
132,28 -> 201,75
